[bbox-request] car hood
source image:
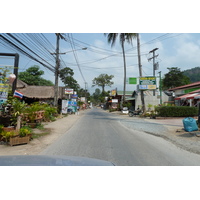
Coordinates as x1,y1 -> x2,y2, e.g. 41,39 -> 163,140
0,155 -> 114,166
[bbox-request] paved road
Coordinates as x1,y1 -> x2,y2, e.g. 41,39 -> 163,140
40,108 -> 200,166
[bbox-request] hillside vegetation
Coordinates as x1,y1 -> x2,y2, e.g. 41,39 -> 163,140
183,67 -> 200,82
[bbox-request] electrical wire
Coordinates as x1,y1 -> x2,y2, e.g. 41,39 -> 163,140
67,33 -> 86,83
0,34 -> 55,73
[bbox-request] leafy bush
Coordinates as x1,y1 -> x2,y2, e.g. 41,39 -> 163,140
43,106 -> 57,121
155,106 -> 198,117
0,125 -> 4,133
1,131 -> 17,142
109,108 -> 117,112
122,102 -> 132,109
19,126 -> 32,137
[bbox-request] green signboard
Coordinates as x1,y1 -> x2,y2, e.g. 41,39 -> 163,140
127,77 -> 137,84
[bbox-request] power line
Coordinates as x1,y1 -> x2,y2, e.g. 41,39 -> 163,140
0,34 -> 55,73
64,34 -> 86,83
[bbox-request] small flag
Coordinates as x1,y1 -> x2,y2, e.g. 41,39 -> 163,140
13,90 -> 23,99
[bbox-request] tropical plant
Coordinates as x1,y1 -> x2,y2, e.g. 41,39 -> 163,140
1,131 -> 16,142
104,33 -> 137,108
0,125 -> 4,133
19,126 -> 32,137
43,106 -> 57,122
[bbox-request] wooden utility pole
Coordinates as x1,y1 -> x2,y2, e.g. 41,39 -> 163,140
54,33 -> 60,107
148,48 -> 159,96
137,33 -> 146,113
158,71 -> 162,105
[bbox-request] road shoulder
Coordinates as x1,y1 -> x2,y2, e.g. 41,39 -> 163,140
0,111 -> 85,155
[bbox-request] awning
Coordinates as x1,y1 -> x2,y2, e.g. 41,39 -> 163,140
175,93 -> 200,100
194,95 -> 200,99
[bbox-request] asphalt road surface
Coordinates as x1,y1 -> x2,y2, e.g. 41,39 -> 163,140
40,108 -> 200,166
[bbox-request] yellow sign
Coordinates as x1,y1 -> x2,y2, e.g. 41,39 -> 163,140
0,84 -> 9,92
148,85 -> 156,89
111,89 -> 116,96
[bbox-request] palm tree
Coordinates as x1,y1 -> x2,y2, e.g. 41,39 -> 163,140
136,33 -> 146,113
104,33 -> 137,108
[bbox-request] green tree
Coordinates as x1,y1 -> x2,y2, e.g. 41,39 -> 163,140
162,67 -> 191,90
18,65 -> 54,86
92,73 -> 114,94
92,88 -> 101,103
59,67 -> 80,92
104,33 -> 137,107
77,88 -> 90,99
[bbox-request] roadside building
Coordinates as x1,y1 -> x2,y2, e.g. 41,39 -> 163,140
16,79 -> 65,104
168,81 -> 200,107
135,90 -> 169,109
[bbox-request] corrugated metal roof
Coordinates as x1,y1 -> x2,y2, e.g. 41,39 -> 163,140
168,81 -> 200,91
117,91 -> 133,96
175,93 -> 200,100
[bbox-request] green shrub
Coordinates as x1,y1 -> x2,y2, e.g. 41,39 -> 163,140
19,126 -> 32,137
0,125 -> 4,133
1,131 -> 16,142
109,108 -> 117,112
155,106 -> 198,117
43,106 -> 57,121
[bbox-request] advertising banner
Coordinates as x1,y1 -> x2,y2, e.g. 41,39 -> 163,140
65,88 -> 74,94
61,100 -> 68,114
111,89 -> 116,96
139,77 -> 156,90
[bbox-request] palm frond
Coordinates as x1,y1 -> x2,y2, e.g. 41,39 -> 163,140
104,33 -> 118,47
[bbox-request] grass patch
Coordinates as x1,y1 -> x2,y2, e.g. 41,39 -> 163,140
32,132 -> 50,139
31,127 -> 52,139
35,123 -> 45,130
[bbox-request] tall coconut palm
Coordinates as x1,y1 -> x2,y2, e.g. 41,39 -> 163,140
104,33 -> 137,108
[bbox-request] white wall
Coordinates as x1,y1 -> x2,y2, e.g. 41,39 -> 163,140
135,90 -> 169,110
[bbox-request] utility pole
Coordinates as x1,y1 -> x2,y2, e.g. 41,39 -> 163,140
148,48 -> 159,96
85,82 -> 87,103
54,33 -> 60,107
137,33 -> 146,113
158,71 -> 162,105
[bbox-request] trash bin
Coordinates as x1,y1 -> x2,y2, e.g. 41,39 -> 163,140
182,117 -> 198,132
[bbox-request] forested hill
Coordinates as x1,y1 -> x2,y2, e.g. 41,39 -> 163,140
183,67 -> 200,82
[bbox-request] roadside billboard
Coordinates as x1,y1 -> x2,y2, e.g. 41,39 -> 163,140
65,88 -> 74,94
139,76 -> 156,90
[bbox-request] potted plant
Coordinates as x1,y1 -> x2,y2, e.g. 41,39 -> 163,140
1,130 -> 17,143
24,104 -> 39,128
19,126 -> 32,139
9,127 -> 32,146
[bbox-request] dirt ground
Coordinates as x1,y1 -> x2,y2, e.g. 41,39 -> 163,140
0,111 -> 84,155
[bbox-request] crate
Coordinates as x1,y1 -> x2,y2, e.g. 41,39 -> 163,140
9,136 -> 30,146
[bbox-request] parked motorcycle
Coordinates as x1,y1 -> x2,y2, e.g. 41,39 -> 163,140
128,109 -> 142,117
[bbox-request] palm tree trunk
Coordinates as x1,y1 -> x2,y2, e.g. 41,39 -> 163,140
121,39 -> 126,108
136,33 -> 146,113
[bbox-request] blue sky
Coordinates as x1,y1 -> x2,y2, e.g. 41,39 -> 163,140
1,33 -> 200,94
